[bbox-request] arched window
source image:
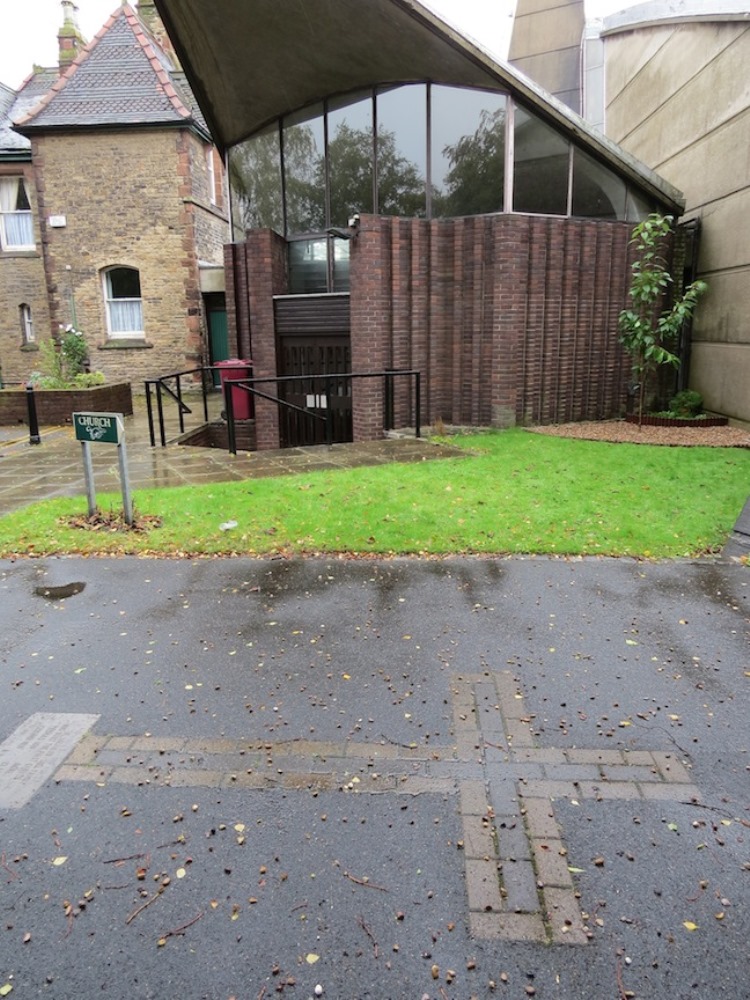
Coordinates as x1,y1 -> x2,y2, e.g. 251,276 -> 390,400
103,266 -> 143,338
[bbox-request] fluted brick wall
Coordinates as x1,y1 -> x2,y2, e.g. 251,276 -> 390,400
350,214 -> 636,429
228,214 -> 652,447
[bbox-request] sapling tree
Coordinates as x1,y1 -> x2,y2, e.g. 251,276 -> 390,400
618,213 -> 707,425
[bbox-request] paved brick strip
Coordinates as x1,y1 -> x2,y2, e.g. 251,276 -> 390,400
55,670 -> 699,945
454,671 -> 700,945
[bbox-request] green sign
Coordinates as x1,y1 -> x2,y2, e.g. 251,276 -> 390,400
73,412 -> 123,444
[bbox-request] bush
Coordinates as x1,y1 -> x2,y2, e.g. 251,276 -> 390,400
669,389 -> 703,418
29,326 -> 105,389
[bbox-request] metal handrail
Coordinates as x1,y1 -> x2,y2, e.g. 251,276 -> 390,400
223,369 -> 421,455
144,366 -> 214,446
144,366 -> 421,453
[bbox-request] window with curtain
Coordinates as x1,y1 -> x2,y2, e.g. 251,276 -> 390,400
0,176 -> 34,249
104,266 -> 143,337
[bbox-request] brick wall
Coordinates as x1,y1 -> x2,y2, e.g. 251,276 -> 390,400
350,214 -> 635,429
0,382 -> 133,425
228,214 -> 647,447
227,231 -> 288,450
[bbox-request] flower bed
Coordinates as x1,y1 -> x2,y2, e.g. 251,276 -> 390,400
0,383 -> 133,426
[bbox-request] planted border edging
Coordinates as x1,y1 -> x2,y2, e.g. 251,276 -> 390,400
625,413 -> 728,428
0,383 -> 133,426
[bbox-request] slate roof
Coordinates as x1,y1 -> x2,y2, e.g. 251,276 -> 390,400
0,69 -> 58,155
13,5 -> 210,140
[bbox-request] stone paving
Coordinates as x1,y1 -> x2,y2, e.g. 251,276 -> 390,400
53,669 -> 700,947
0,396 -> 467,516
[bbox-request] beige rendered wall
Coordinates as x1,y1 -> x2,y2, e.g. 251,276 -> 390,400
509,0 -> 585,112
604,21 -> 750,424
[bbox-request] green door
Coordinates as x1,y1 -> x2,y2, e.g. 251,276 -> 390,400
207,306 -> 229,387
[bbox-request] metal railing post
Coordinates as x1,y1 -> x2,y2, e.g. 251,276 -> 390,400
145,382 -> 156,446
25,383 -> 41,445
156,382 -> 166,447
414,372 -> 421,439
384,370 -> 393,431
325,376 -> 333,446
176,375 -> 185,434
225,380 -> 237,455
202,367 -> 210,424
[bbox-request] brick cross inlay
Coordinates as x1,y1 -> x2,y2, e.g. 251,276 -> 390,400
54,671 -> 700,945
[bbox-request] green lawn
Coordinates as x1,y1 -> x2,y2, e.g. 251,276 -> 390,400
1,429 -> 747,559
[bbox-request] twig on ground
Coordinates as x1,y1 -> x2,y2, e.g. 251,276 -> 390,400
357,914 -> 379,958
126,886 -> 165,925
343,871 -> 388,891
1,853 -> 19,881
157,910 -> 204,942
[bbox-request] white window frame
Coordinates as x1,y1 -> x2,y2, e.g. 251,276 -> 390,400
103,266 -> 144,339
206,146 -> 217,205
0,177 -> 34,250
19,303 -> 34,343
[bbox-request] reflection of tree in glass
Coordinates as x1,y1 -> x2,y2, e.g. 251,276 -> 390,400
229,131 -> 283,233
284,125 -> 325,232
327,123 -> 425,222
437,107 -> 506,217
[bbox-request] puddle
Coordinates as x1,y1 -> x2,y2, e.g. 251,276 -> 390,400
34,582 -> 87,600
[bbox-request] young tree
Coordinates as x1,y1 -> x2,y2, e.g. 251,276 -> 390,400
618,214 -> 707,425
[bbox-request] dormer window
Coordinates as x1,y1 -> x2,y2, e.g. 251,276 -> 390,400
0,177 -> 34,250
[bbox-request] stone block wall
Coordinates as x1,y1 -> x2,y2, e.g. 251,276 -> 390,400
23,128 -> 228,388
0,163 -> 51,384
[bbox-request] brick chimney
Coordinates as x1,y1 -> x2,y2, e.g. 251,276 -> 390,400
58,1 -> 86,72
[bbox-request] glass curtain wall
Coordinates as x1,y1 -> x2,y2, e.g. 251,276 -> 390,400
227,85 -> 656,244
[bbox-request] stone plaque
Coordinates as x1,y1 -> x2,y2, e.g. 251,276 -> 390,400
0,713 -> 100,809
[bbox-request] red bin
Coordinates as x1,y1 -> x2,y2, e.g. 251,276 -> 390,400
216,359 -> 253,420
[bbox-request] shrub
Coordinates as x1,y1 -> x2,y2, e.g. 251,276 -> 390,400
29,326 -> 104,389
669,389 -> 703,418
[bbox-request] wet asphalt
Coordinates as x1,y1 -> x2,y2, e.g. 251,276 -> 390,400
0,554 -> 747,999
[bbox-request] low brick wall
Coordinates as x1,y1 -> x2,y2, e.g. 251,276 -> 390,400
625,413 -> 728,428
0,383 -> 133,425
178,420 -> 256,452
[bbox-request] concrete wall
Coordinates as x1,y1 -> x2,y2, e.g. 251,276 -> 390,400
509,0 -> 585,113
603,19 -> 750,424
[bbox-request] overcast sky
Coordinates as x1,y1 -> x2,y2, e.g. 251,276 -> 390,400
1,0 -> 637,91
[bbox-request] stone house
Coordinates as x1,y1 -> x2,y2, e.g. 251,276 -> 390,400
0,1 -> 228,389
510,0 -> 750,427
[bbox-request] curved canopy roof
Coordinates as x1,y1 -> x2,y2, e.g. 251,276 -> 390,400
153,0 -> 684,212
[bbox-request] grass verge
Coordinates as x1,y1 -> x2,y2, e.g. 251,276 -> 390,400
0,429 -> 747,558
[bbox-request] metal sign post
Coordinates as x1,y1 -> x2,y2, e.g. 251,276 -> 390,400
72,412 -> 133,525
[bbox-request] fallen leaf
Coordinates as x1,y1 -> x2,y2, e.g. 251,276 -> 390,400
52,856 -> 68,866
0,985 -> 13,996
683,921 -> 699,931
306,953 -> 320,964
